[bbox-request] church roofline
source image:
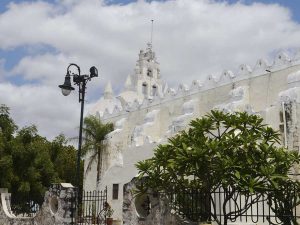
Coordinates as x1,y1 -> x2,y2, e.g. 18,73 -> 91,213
97,50 -> 300,120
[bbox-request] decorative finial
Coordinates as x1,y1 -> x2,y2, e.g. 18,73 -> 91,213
124,75 -> 132,91
104,81 -> 113,99
147,20 -> 154,51
150,19 -> 154,47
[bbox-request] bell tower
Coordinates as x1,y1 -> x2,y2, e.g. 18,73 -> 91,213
124,20 -> 164,101
132,42 -> 163,99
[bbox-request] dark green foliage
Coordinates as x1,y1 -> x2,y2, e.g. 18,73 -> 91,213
136,110 -> 300,225
266,178 -> 300,225
0,104 -> 17,190
10,125 -> 57,213
0,104 -> 79,214
50,134 -> 78,186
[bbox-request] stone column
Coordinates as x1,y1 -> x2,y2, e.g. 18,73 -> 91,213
123,178 -> 186,225
35,183 -> 76,225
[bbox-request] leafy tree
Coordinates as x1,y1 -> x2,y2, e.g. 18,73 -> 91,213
0,104 -> 79,214
0,104 -> 16,190
136,110 -> 300,225
10,125 -> 58,214
82,115 -> 114,185
50,134 -> 77,185
0,104 -> 17,141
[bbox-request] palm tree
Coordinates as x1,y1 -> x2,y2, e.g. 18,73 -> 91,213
82,115 -> 114,185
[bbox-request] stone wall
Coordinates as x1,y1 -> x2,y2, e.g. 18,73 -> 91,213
0,183 -> 75,225
123,178 -> 191,225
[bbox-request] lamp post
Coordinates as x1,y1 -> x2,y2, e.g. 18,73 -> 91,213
59,63 -> 98,218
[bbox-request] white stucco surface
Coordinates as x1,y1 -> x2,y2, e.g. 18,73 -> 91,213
84,44 -> 300,222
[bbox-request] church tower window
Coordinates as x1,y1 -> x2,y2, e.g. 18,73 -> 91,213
142,83 -> 148,95
147,69 -> 152,77
152,85 -> 157,96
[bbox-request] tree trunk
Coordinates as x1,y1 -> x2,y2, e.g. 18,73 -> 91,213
96,148 -> 103,184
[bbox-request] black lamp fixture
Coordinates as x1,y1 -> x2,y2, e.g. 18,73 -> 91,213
59,63 -> 98,100
59,73 -> 74,96
59,63 -> 98,220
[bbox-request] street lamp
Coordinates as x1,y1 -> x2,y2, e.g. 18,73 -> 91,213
59,63 -> 98,217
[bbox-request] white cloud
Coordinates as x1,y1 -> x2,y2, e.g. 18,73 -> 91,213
0,82 -> 95,140
10,53 -> 69,85
1,0 -> 300,139
0,59 -> 6,82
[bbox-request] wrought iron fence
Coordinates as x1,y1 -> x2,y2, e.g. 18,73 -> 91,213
77,188 -> 108,225
9,195 -> 40,217
168,184 -> 300,225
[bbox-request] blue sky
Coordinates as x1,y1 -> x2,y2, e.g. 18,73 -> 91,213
1,0 -> 299,20
0,0 -> 299,70
224,0 -> 300,21
1,0 -> 299,74
1,0 -> 300,139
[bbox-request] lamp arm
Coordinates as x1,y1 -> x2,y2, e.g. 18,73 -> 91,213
67,63 -> 81,76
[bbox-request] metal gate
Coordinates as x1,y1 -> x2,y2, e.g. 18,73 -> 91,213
77,187 -> 108,225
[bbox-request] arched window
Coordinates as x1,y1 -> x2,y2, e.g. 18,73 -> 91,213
152,85 -> 157,96
142,83 -> 148,95
147,69 -> 152,77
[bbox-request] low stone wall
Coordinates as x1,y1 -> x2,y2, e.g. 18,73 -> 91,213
0,183 -> 75,225
123,178 -> 189,225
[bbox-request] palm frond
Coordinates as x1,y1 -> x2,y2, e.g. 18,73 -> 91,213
82,115 -> 114,181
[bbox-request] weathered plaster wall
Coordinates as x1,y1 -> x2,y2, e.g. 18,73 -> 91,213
98,143 -> 156,221
84,48 -> 300,223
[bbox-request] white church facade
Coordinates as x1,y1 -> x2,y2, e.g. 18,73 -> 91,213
83,43 -> 300,222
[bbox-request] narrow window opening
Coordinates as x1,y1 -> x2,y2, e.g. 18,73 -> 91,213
152,85 -> 157,96
147,69 -> 152,77
279,111 -> 285,144
113,184 -> 119,200
142,83 -> 148,95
